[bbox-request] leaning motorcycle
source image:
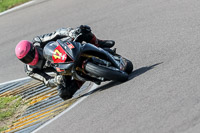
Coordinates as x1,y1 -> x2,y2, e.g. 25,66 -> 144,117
43,35 -> 133,88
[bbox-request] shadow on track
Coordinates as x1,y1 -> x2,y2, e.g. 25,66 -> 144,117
128,62 -> 162,80
79,62 -> 162,98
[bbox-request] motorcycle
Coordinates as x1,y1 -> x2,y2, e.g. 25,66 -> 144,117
43,35 -> 133,85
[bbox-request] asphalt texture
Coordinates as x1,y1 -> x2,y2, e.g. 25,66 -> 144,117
1,0 -> 200,133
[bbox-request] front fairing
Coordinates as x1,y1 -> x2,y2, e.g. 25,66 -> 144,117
43,40 -> 82,74
57,40 -> 81,62
43,41 -> 59,63
43,40 -> 82,63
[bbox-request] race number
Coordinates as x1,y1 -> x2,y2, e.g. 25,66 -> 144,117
52,45 -> 67,63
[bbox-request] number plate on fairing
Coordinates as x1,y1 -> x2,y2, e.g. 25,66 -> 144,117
52,45 -> 67,63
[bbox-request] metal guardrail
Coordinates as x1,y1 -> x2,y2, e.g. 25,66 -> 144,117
0,78 -> 91,133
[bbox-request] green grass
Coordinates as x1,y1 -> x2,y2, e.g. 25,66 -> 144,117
0,0 -> 30,12
0,126 -> 8,132
0,96 -> 22,120
0,96 -> 23,132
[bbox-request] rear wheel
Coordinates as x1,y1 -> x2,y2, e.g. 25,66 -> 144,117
85,62 -> 129,82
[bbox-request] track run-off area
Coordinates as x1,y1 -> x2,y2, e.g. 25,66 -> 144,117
1,0 -> 200,133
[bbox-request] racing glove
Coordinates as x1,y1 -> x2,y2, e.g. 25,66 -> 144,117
79,25 -> 91,34
68,25 -> 91,39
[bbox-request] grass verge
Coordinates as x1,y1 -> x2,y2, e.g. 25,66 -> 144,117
0,0 -> 30,13
0,127 -> 7,133
0,96 -> 25,132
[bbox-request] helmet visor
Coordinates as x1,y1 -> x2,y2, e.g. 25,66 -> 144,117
19,46 -> 35,64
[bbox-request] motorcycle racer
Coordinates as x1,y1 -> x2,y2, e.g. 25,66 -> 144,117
15,25 -> 115,100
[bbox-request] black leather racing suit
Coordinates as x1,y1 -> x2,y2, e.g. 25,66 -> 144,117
24,25 -> 114,100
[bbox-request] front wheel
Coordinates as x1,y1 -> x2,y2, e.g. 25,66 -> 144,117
124,59 -> 133,74
85,62 -> 129,82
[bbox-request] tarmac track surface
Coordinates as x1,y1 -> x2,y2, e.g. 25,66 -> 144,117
1,0 -> 200,133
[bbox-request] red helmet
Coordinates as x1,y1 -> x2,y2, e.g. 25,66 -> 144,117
15,40 -> 39,66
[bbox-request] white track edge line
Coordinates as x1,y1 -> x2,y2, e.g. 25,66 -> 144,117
0,77 -> 30,86
32,84 -> 99,133
0,0 -> 34,16
0,72 -> 56,85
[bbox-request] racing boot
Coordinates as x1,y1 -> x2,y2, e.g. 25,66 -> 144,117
57,76 -> 83,100
89,34 -> 115,48
57,85 -> 72,100
79,25 -> 115,48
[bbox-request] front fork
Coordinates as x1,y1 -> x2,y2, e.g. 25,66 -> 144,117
113,55 -> 128,71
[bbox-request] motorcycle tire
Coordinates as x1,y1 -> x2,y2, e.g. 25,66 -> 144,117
85,62 -> 129,82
